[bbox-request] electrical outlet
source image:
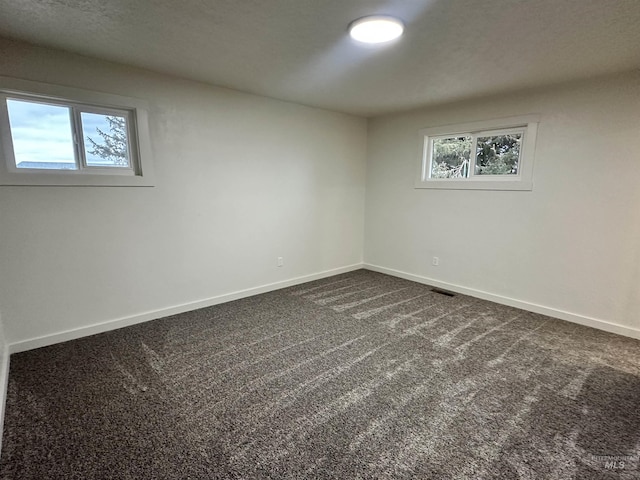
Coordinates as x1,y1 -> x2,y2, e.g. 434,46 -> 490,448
432,256 -> 439,266
277,256 -> 284,267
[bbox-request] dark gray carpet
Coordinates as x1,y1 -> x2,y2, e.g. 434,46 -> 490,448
2,270 -> 639,479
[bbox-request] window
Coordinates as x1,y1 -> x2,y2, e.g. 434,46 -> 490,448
415,115 -> 539,191
0,76 -> 154,186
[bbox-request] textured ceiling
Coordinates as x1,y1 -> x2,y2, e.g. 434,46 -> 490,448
1,0 -> 639,116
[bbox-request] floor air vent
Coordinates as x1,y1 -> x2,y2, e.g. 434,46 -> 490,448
431,288 -> 456,297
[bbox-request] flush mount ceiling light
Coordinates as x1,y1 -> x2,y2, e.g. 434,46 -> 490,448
349,15 -> 404,44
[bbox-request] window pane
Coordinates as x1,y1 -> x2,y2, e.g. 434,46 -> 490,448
475,133 -> 522,175
6,99 -> 77,170
430,136 -> 472,178
81,112 -> 130,167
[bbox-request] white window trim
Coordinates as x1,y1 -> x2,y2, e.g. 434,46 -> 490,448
415,115 -> 539,191
0,76 -> 154,186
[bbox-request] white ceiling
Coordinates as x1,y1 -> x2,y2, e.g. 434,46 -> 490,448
1,0 -> 639,116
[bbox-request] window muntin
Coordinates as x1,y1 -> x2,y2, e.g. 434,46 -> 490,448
416,116 -> 538,191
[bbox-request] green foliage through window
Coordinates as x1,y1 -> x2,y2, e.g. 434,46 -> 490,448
430,136 -> 472,178
475,134 -> 521,175
429,130 -> 523,179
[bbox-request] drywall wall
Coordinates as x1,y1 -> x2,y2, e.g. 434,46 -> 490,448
364,72 -> 640,336
0,38 -> 367,347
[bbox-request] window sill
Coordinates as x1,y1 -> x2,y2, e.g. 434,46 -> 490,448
0,170 -> 154,187
414,179 -> 532,191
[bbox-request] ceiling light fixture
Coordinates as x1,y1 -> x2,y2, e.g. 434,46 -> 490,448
349,15 -> 404,44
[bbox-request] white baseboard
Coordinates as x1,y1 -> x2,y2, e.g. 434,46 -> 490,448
9,260 -> 639,352
364,263 -> 640,340
9,263 -> 364,354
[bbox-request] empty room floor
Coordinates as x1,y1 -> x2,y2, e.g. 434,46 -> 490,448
2,270 -> 639,479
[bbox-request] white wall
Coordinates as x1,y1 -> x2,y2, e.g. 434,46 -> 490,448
0,38 -> 367,347
364,72 -> 640,336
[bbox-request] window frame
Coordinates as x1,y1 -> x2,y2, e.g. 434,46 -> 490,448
415,115 -> 539,191
0,76 -> 154,186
